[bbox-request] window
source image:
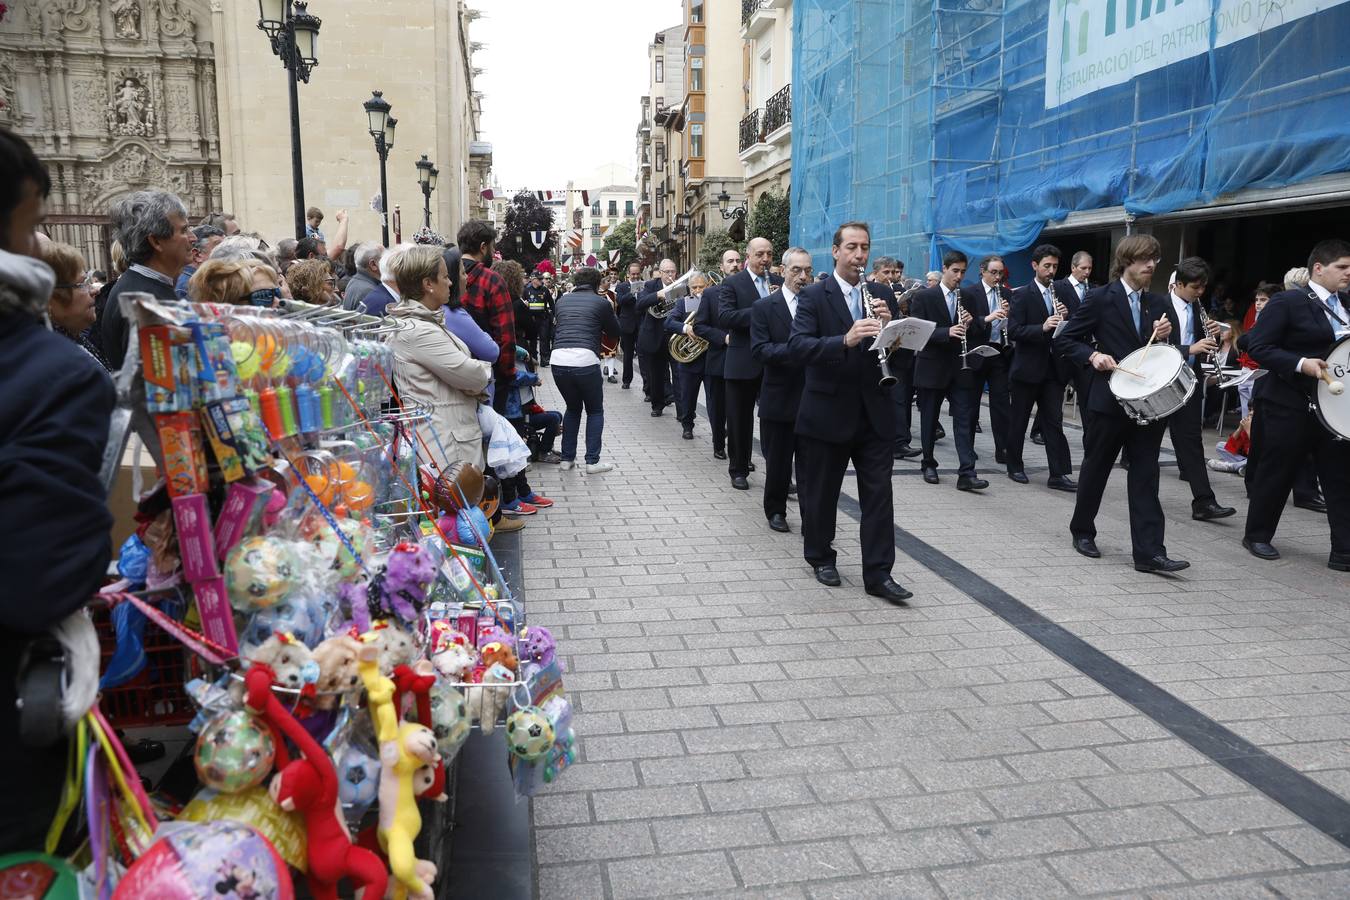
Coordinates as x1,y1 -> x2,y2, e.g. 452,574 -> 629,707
590,224 -> 601,237
607,200 -> 618,216
690,1 -> 703,23
591,201 -> 600,216
690,57 -> 703,91
655,142 -> 665,171
655,57 -> 664,83
625,200 -> 635,216
656,193 -> 665,219
655,96 -> 665,113
690,123 -> 703,158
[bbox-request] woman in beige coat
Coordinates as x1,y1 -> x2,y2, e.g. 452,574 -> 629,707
386,246 -> 492,469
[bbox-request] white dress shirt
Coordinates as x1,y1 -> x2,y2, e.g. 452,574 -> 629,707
834,271 -> 861,319
782,285 -> 798,320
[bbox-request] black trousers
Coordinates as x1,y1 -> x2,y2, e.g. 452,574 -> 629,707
677,363 -> 703,429
1166,386 -> 1216,506
972,356 -> 1012,455
640,346 -> 674,412
1071,413 -> 1167,561
893,362 -> 915,451
918,381 -> 978,475
703,372 -> 727,454
620,331 -> 637,386
726,377 -> 760,477
760,417 -> 797,520
796,415 -> 896,586
532,313 -> 553,362
670,357 -> 683,419
1008,378 -> 1072,477
1244,401 -> 1350,552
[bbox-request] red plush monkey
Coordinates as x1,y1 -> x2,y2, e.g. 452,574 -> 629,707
245,664 -> 389,900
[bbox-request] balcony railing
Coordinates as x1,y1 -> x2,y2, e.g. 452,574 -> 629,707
764,83 -> 791,135
739,108 -> 761,152
741,0 -> 765,27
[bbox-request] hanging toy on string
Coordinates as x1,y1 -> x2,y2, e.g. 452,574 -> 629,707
113,820 -> 294,900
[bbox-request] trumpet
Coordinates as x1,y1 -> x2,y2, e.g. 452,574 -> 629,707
669,310 -> 709,363
859,267 -> 897,387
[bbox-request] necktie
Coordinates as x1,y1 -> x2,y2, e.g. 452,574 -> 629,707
1184,303 -> 1194,364
989,289 -> 1001,342
1043,287 -> 1054,317
1128,290 -> 1142,335
946,290 -> 956,321
756,274 -> 768,298
1077,281 -> 1085,301
850,286 -> 862,320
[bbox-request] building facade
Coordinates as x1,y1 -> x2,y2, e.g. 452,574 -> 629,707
738,0 -> 792,207
636,24 -> 685,267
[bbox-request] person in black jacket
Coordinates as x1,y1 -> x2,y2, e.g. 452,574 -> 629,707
614,262 -> 645,389
635,259 -> 678,415
751,247 -> 811,533
0,128 -> 114,853
720,238 -> 783,490
693,255 -> 736,459
551,267 -> 622,474
1054,234 -> 1187,574
524,271 -> 555,364
1242,239 -> 1350,568
664,273 -> 709,439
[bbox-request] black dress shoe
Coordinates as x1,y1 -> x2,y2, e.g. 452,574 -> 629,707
731,475 -> 750,490
126,737 -> 167,764
1030,432 -> 1045,445
957,475 -> 989,492
1047,476 -> 1077,493
866,578 -> 913,605
894,447 -> 923,460
1134,555 -> 1190,574
713,449 -> 727,460
922,467 -> 940,484
1008,470 -> 1029,484
1242,538 -> 1280,560
1329,552 -> 1350,572
768,513 -> 789,533
995,449 -> 1006,465
1073,537 -> 1101,558
749,462 -> 757,472
622,383 -> 631,389
1295,496 -> 1328,514
935,426 -> 947,440
682,428 -> 694,440
1192,500 -> 1236,520
813,564 -> 842,587
650,409 -> 663,417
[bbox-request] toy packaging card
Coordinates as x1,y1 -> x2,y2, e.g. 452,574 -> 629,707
189,321 -> 240,403
155,412 -> 209,498
213,477 -> 275,557
172,493 -> 219,583
190,575 -> 239,654
200,397 -> 270,481
140,323 -> 193,413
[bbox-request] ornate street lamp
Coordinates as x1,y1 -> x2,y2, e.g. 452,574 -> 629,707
363,91 -> 395,246
416,155 -> 438,230
716,188 -> 747,223
257,0 -> 321,240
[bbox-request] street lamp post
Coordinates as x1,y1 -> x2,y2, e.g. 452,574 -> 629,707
415,154 -> 439,230
716,189 -> 748,224
363,91 -> 397,246
257,0 -> 321,241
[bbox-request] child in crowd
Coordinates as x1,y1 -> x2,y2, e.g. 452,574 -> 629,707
1208,413 -> 1251,476
500,348 -> 558,517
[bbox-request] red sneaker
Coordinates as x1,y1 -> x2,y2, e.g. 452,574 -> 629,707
502,500 -> 538,517
523,493 -> 554,509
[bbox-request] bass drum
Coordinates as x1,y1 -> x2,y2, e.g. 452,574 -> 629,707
1108,344 -> 1196,424
1313,334 -> 1350,440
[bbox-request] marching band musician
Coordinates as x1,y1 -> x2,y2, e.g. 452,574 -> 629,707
635,259 -> 679,417
614,261 -> 645,390
1166,258 -> 1237,523
719,237 -> 783,491
1054,234 -> 1189,574
664,272 -> 708,441
787,222 -> 912,604
870,257 -> 922,460
1053,251 -> 1095,431
693,251 -> 740,461
966,255 -> 1015,468
911,251 -> 989,491
751,247 -> 811,534
1006,244 -> 1076,492
1241,239 -> 1350,570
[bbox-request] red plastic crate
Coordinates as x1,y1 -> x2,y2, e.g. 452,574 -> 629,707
93,602 -> 197,728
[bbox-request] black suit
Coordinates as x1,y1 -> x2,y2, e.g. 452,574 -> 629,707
752,290 -> 805,521
1054,277 -> 1094,430
1007,280 -> 1073,478
635,277 -> 676,413
693,286 -> 729,455
1055,280 -> 1180,562
720,268 -> 784,478
1243,287 -> 1350,553
787,276 -> 897,587
911,284 -> 987,476
964,281 -> 1014,459
1165,296 -> 1221,508
664,293 -> 704,430
615,278 -> 644,387
888,283 -> 918,452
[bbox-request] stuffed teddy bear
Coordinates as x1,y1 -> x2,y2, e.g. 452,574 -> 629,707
231,632 -> 317,702
378,622 -> 419,674
479,641 -> 517,673
358,542 -> 438,625
518,625 -> 557,668
475,622 -> 514,651
428,624 -> 477,682
311,634 -> 363,710
464,662 -> 514,735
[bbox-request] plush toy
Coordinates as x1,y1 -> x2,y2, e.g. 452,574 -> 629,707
311,634 -> 363,710
357,640 -> 439,900
391,662 -> 450,802
241,632 -> 319,696
464,662 -> 514,735
244,665 -> 388,900
505,706 -> 556,762
518,625 -> 558,668
374,622 -> 419,675
479,640 -> 518,673
358,542 -> 437,624
476,623 -> 514,651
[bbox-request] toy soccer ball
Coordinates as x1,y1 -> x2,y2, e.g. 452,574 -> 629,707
336,746 -> 380,812
239,593 -> 324,655
194,710 -> 275,793
505,707 -> 554,762
224,535 -> 298,611
428,681 -> 471,761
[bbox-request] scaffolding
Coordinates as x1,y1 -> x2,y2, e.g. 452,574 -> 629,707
792,0 -> 1350,271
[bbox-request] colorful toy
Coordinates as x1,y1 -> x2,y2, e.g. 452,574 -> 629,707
114,820 -> 294,900
242,632 -> 319,696
475,623 -> 514,651
427,681 -> 471,761
224,535 -> 298,611
519,625 -> 558,668
505,706 -> 555,762
336,745 -> 381,812
362,542 -> 437,623
372,622 -> 419,675
464,662 -> 514,735
239,595 -> 325,656
179,784 -> 309,872
429,627 -> 477,682
479,640 -> 518,673
194,709 -> 276,793
311,634 -> 363,710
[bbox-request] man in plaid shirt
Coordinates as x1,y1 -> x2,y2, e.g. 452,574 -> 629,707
457,220 -> 516,412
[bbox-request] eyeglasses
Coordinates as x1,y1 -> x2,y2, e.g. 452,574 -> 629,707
56,276 -> 94,290
248,287 -> 282,307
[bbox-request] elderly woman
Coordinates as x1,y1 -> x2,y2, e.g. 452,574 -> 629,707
184,258 -> 280,307
550,266 -> 621,474
386,246 -> 492,469
40,241 -> 111,371
286,258 -> 337,306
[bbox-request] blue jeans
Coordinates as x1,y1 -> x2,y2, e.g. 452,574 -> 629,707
552,364 -> 605,464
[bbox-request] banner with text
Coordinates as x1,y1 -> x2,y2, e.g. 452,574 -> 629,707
1046,0 -> 1350,108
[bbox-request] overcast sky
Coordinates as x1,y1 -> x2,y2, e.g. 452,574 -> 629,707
474,0 -> 680,192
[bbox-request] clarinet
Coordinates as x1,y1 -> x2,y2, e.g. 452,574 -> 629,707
1194,301 -> 1220,374
957,292 -> 971,370
859,268 -> 897,387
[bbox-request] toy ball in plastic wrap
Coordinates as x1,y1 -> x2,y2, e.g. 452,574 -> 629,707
455,506 -> 491,544
240,595 -> 324,655
194,710 -> 276,793
332,517 -> 374,579
336,746 -> 380,811
112,820 -> 294,900
225,536 -> 298,612
0,852 -> 80,899
519,625 -> 557,668
505,707 -> 555,762
428,681 -> 471,760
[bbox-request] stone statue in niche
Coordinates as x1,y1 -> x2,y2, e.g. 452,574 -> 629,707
0,63 -> 16,124
38,0 -> 70,40
109,0 -> 141,38
108,75 -> 154,135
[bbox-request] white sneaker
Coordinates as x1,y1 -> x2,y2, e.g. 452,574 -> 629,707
584,462 -> 614,475
559,460 -> 575,471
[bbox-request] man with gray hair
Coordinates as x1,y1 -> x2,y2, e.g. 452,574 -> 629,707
174,224 -> 225,299
720,236 -> 783,489
342,241 -> 385,311
101,189 -> 192,369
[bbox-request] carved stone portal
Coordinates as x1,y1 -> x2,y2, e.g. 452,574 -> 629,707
108,73 -> 154,136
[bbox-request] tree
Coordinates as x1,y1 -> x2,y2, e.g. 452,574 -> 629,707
745,190 -> 790,257
499,191 -> 558,272
601,219 -> 637,274
697,228 -> 743,273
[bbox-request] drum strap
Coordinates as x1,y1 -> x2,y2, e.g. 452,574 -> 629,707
1308,290 -> 1349,328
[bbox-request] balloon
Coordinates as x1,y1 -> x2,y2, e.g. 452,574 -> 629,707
194,710 -> 275,794
178,789 -> 308,874
114,820 -> 294,899
0,852 -> 80,899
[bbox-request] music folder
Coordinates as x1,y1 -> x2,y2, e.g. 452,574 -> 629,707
870,317 -> 936,354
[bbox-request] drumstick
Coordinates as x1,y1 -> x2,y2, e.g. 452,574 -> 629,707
1319,368 -> 1346,395
1141,328 -> 1158,363
1112,365 -> 1146,378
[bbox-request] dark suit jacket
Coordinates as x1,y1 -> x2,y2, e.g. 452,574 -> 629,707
1246,287 -> 1347,411
1053,277 -> 1090,316
961,281 -> 1011,373
663,293 -> 705,374
1008,280 -> 1063,385
751,290 -> 805,423
1054,280 -> 1181,418
615,279 -> 644,335
911,283 -> 988,390
635,277 -> 668,354
719,268 -> 783,381
787,276 -> 896,443
692,285 -> 728,377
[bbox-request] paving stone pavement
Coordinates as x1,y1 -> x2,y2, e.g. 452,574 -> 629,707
520,371 -> 1350,899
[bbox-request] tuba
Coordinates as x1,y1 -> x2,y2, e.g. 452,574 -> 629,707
668,270 -> 720,363
647,267 -> 700,318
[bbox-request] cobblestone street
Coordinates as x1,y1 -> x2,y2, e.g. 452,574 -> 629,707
524,376 -> 1350,899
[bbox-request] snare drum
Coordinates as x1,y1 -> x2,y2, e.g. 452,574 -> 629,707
1313,335 -> 1350,440
1108,344 -> 1196,424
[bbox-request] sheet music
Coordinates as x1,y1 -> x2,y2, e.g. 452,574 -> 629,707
871,317 -> 936,353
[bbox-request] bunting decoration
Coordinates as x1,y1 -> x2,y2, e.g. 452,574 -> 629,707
580,191 -> 590,206
609,249 -> 621,264
565,229 -> 584,250
480,189 -> 495,201
530,230 -> 548,249
584,254 -> 597,267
